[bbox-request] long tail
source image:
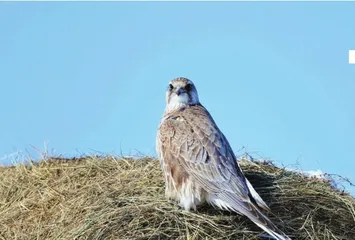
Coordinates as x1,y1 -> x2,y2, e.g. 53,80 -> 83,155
245,178 -> 271,212
207,193 -> 291,240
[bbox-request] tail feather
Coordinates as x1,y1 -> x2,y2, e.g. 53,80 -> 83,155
245,178 -> 271,212
207,194 -> 291,240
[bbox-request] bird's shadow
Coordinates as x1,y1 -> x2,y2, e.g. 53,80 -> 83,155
244,169 -> 280,206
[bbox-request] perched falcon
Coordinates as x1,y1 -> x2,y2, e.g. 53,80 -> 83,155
156,77 -> 291,240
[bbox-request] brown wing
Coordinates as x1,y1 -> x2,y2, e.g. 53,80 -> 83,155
158,104 -> 290,240
158,104 -> 251,200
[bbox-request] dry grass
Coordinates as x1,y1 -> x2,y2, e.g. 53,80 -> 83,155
0,156 -> 354,240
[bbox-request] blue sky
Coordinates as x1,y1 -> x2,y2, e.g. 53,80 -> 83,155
0,2 -> 354,194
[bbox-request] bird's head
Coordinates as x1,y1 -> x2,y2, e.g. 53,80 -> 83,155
165,77 -> 200,111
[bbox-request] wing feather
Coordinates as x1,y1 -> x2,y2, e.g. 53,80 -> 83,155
158,104 -> 290,240
159,105 -> 251,198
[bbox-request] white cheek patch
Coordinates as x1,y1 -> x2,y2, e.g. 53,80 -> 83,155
165,93 -> 190,112
165,89 -> 200,113
171,93 -> 189,105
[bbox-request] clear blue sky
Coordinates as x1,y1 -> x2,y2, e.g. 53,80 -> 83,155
1,3 -> 354,194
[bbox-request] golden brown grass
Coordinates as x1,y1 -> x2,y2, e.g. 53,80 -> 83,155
0,156 -> 354,240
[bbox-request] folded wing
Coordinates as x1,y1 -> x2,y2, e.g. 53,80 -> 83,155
158,105 -> 290,240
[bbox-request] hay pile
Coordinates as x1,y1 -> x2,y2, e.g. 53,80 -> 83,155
0,156 -> 354,240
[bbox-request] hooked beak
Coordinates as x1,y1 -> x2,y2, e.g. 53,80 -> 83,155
175,88 -> 185,96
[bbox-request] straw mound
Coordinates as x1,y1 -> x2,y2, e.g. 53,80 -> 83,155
0,156 -> 354,240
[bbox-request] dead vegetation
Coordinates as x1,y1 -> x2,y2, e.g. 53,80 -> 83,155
0,156 -> 354,240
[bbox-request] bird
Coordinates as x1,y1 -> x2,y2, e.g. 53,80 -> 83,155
156,77 -> 291,240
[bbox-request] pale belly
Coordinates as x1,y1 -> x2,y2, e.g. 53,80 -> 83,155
163,170 -> 208,211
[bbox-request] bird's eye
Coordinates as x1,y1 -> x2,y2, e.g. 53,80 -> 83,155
168,84 -> 174,91
185,83 -> 192,91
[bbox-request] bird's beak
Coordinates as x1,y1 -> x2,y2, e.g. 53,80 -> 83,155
175,88 -> 184,96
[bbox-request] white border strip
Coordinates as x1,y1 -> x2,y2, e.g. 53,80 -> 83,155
349,50 -> 355,64
2,0 -> 355,2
